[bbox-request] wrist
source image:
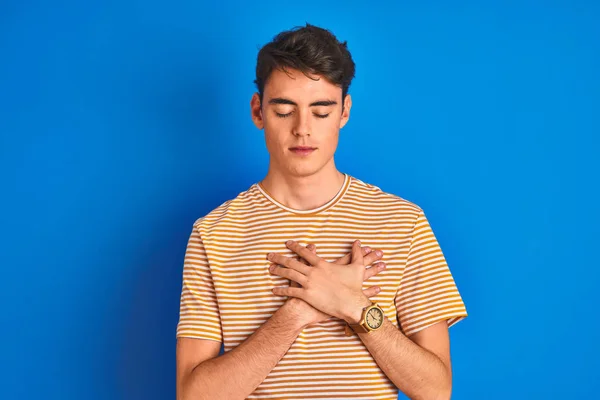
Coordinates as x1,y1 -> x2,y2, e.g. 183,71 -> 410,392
343,295 -> 373,324
279,299 -> 312,330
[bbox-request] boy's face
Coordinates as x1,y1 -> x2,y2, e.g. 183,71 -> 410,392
251,68 -> 352,179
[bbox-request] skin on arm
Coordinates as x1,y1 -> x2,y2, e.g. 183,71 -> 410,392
354,318 -> 453,400
176,246 -> 385,400
176,302 -> 306,400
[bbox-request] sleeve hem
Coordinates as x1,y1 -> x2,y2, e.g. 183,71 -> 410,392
176,334 -> 223,343
403,313 -> 468,337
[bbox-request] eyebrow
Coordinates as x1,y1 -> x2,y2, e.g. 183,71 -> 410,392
268,98 -> 338,107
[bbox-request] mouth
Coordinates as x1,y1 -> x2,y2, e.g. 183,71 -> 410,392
289,146 -> 317,156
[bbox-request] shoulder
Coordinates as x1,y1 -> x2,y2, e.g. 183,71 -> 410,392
192,183 -> 264,234
346,175 -> 423,220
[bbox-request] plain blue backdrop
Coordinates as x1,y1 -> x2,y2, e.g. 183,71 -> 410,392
1,0 -> 599,399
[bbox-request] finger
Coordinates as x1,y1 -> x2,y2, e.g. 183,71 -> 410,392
295,244 -> 316,288
351,240 -> 364,265
334,246 -> 371,265
363,248 -> 384,267
286,240 -> 321,266
296,243 -> 317,265
298,243 -> 316,266
301,243 -> 317,264
334,252 -> 351,265
269,264 -> 308,286
363,286 -> 381,298
268,253 -> 311,275
363,262 -> 386,281
272,286 -> 305,298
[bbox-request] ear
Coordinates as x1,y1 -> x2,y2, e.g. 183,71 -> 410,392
250,93 -> 264,130
339,94 -> 352,129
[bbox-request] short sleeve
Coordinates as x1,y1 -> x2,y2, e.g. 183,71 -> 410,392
176,225 -> 223,342
395,210 -> 468,337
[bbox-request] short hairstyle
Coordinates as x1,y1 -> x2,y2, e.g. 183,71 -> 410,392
254,23 -> 356,106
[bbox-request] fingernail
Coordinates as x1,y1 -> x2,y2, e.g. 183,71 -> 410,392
286,240 -> 293,246
379,263 -> 386,270
365,247 -> 372,254
356,240 -> 361,246
376,287 -> 381,293
267,253 -> 273,260
376,250 -> 383,257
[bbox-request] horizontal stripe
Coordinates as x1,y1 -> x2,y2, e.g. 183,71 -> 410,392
176,175 -> 467,398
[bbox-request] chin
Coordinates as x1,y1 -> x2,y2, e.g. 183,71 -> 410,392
285,163 -> 327,178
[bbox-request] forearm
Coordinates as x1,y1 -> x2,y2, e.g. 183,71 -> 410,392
180,304 -> 304,400
357,318 -> 451,400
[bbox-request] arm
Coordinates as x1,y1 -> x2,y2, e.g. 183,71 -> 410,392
176,225 -> 302,400
269,231 -> 467,400
176,301 -> 305,400
347,210 -> 465,399
347,299 -> 453,400
177,243 -> 385,400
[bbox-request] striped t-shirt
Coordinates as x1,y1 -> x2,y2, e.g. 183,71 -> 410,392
176,174 -> 468,399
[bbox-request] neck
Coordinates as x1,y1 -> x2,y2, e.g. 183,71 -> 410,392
260,162 -> 346,211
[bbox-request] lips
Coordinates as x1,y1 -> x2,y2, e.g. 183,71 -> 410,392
290,146 -> 316,151
289,146 -> 316,156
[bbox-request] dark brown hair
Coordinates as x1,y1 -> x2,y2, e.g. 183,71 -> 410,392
254,23 -> 356,106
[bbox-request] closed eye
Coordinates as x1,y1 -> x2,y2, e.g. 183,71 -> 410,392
275,112 -> 330,119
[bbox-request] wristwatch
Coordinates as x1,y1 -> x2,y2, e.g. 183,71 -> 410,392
345,302 -> 384,335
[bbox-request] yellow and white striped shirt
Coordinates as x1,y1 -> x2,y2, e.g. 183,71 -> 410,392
177,174 -> 467,399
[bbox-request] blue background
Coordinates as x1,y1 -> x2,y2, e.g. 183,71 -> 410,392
1,1 -> 598,399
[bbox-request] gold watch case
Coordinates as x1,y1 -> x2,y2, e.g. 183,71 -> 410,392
347,303 -> 384,335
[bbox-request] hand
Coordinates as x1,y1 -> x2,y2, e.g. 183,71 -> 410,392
270,240 -> 382,326
281,243 -> 386,327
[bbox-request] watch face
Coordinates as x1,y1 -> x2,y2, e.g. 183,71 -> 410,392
366,307 -> 383,329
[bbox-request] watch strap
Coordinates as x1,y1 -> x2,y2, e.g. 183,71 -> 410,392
349,322 -> 369,333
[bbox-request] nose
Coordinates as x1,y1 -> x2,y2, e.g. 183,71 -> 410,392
292,109 -> 311,137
